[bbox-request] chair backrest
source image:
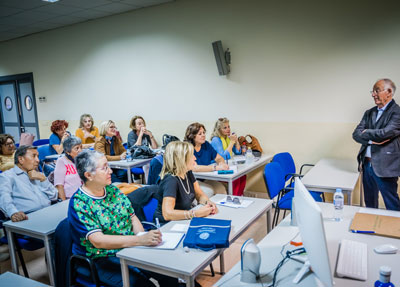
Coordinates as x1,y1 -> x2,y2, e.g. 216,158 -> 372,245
147,154 -> 163,185
33,139 -> 50,146
123,142 -> 128,149
37,145 -> 51,162
143,198 -> 158,222
263,162 -> 286,199
272,152 -> 296,180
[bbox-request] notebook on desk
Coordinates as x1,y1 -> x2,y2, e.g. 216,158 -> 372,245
135,232 -> 185,250
350,212 -> 400,239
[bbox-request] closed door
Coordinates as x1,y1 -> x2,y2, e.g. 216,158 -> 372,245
0,73 -> 40,143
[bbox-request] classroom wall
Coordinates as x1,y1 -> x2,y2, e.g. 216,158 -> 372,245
1,0 -> 400,201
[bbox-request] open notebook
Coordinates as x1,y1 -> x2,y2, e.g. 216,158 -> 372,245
135,232 -> 185,250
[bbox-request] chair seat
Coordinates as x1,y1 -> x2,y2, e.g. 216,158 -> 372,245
0,236 -> 44,251
277,189 -> 323,210
130,167 -> 144,174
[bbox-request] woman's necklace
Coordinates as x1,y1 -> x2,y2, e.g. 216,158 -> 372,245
177,175 -> 191,195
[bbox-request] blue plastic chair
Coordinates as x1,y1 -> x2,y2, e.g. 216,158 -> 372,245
37,144 -> 52,162
33,139 -> 50,146
263,162 -> 323,227
272,152 -> 324,201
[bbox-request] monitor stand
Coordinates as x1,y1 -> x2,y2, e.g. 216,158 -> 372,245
291,255 -> 311,284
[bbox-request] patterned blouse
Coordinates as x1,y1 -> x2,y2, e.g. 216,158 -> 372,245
68,184 -> 135,259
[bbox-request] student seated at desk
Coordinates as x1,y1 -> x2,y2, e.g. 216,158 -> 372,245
54,136 -> 83,200
127,116 -> 158,149
211,117 -> 246,196
94,120 -> 127,183
75,114 -> 99,149
154,141 -> 218,224
0,145 -> 58,222
68,150 -> 179,287
184,122 -> 228,196
0,134 -> 16,172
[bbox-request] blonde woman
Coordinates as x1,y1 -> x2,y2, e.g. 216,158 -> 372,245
210,117 -> 242,160
75,114 -> 99,149
154,141 -> 218,224
94,120 -> 127,182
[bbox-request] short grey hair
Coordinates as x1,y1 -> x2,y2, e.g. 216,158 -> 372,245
75,149 -> 105,183
63,136 -> 82,153
14,145 -> 37,165
378,78 -> 396,95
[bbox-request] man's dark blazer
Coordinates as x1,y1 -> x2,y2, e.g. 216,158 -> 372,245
352,99 -> 400,178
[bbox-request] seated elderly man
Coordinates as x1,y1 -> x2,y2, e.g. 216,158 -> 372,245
0,145 -> 58,222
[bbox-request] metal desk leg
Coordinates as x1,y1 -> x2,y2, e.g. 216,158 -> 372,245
127,168 -> 132,183
120,258 -> 130,287
185,275 -> 195,287
219,252 -> 225,274
228,180 -> 233,195
6,229 -> 18,275
266,209 -> 272,233
44,236 -> 55,286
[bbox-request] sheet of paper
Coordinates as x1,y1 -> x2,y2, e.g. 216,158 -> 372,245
358,207 -> 400,218
135,232 -> 185,250
215,198 -> 254,209
170,223 -> 189,232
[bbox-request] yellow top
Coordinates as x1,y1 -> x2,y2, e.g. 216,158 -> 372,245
0,152 -> 15,171
75,127 -> 99,144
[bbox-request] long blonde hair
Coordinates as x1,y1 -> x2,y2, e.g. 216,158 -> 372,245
160,141 -> 193,179
210,117 -> 229,139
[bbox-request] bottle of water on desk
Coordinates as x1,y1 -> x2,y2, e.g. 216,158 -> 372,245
333,188 -> 344,221
126,149 -> 132,162
375,266 -> 395,287
245,148 -> 254,164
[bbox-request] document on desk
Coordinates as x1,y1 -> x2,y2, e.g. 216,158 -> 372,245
215,198 -> 254,209
350,212 -> 400,239
135,232 -> 185,250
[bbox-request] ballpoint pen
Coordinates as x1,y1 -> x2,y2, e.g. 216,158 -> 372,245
155,218 -> 161,230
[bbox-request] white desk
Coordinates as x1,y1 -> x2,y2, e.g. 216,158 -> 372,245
108,158 -> 152,183
44,154 -> 61,160
0,272 -> 50,287
215,203 -> 400,286
301,158 -> 359,205
193,154 -> 272,195
3,200 -> 69,286
117,194 -> 273,287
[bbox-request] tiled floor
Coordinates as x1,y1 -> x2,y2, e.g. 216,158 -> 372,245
0,211 -> 279,287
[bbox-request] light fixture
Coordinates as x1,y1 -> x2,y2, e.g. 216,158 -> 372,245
42,0 -> 59,3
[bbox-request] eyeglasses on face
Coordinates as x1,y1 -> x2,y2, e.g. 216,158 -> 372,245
97,164 -> 111,172
226,195 -> 241,204
4,141 -> 15,147
370,89 -> 387,95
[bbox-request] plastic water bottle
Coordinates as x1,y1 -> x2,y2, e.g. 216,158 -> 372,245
126,149 -> 132,162
375,266 -> 395,287
242,143 -> 247,155
245,148 -> 254,164
333,188 -> 344,221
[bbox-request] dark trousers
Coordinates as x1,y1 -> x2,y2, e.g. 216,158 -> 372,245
111,168 -> 128,183
94,256 -> 179,287
362,161 -> 400,211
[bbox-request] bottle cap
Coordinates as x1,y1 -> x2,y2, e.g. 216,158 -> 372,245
379,265 -> 392,276
335,188 -> 342,193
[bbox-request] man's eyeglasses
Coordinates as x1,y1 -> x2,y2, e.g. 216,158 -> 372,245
370,89 -> 387,95
226,195 -> 241,205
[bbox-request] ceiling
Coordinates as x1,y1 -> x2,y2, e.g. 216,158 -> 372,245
0,0 -> 174,43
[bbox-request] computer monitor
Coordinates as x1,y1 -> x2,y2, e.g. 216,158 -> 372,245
293,178 -> 333,287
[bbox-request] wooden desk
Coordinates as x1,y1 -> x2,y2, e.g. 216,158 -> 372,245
3,200 -> 69,286
215,203 -> 400,286
117,194 -> 273,287
301,158 -> 359,205
193,154 -> 272,195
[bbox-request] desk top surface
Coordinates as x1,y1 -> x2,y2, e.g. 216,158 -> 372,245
216,203 -> 400,286
117,195 -> 273,276
193,154 -> 272,181
108,158 -> 152,168
301,158 -> 359,191
3,200 -> 69,236
0,272 -> 50,287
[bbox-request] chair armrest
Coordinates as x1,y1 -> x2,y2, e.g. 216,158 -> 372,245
299,164 -> 314,175
284,173 -> 304,182
69,254 -> 101,287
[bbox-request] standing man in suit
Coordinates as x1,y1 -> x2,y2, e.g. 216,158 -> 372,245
353,79 -> 400,211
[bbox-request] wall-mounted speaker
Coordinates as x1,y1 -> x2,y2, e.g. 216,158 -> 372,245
212,40 -> 230,76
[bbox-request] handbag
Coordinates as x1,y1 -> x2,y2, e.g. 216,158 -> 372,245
162,134 -> 180,149
183,217 -> 231,251
238,135 -> 263,154
129,145 -> 156,159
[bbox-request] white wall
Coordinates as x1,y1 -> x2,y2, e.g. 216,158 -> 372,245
1,0 -> 400,198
